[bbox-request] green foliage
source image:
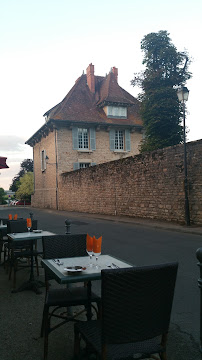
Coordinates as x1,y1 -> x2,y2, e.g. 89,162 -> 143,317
131,30 -> 192,152
0,187 -> 7,205
10,159 -> 33,192
15,172 -> 34,201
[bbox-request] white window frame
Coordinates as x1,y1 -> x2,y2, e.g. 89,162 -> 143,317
115,130 -> 124,150
107,106 -> 127,118
79,163 -> 90,169
73,162 -> 96,171
78,128 -> 89,149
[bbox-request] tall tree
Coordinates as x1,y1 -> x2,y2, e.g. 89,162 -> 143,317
131,30 -> 191,152
15,172 -> 34,201
10,159 -> 33,192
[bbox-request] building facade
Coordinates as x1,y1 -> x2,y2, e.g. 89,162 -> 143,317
26,64 -> 143,209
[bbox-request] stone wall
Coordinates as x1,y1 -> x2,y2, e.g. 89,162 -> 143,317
58,139 -> 202,225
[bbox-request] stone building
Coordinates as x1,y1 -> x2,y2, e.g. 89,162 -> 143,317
26,64 -> 143,209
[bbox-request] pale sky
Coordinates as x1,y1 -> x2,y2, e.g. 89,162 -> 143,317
0,0 -> 201,190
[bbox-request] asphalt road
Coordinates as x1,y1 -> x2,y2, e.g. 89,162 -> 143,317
1,206 -> 202,360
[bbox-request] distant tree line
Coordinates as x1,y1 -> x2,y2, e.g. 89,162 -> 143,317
0,188 -> 7,205
10,159 -> 34,202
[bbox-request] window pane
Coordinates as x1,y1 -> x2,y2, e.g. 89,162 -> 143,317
115,130 -> 124,150
119,130 -> 124,149
78,128 -> 89,149
107,106 -> 127,118
79,163 -> 90,168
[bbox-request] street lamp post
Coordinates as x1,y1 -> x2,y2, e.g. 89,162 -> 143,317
177,86 -> 190,226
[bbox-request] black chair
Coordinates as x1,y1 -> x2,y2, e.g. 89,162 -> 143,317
6,219 -> 39,287
0,218 -> 9,263
74,262 -> 178,360
41,234 -> 101,360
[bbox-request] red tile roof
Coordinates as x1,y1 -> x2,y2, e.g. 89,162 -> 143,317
44,72 -> 142,126
26,67 -> 143,146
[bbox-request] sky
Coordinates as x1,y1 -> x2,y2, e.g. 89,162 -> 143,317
0,0 -> 201,190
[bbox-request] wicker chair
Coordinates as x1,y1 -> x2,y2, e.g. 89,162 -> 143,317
0,218 -> 9,263
41,234 -> 101,360
6,219 -> 39,286
74,262 -> 178,360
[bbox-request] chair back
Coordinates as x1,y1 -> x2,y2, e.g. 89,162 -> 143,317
7,219 -> 27,233
7,220 -> 38,248
42,234 -> 87,280
101,262 -> 178,345
0,218 -> 9,225
7,219 -> 38,233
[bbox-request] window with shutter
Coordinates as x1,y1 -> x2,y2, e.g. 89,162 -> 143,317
73,162 -> 96,171
109,129 -> 131,152
72,127 -> 96,151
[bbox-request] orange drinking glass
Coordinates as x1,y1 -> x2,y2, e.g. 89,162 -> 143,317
93,236 -> 102,268
8,214 -> 12,220
86,234 -> 94,267
27,218 -> 32,232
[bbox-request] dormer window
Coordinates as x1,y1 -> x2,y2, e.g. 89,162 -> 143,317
107,106 -> 127,119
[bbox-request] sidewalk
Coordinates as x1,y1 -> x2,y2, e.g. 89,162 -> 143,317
0,206 -> 202,360
77,211 -> 202,235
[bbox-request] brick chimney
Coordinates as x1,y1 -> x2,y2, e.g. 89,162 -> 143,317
86,63 -> 95,93
112,66 -> 118,82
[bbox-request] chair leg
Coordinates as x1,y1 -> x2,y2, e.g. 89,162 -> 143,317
74,326 -> 81,359
159,351 -> 167,360
159,333 -> 168,360
43,305 -> 50,360
13,259 -> 18,288
41,305 -> 47,338
35,256 -> 39,276
8,255 -> 14,280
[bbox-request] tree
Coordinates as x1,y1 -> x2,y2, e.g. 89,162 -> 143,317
15,172 -> 34,201
131,30 -> 192,152
0,187 -> 6,205
10,159 -> 33,192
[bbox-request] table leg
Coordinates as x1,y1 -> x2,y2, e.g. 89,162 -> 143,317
87,281 -> 92,321
12,239 -> 44,295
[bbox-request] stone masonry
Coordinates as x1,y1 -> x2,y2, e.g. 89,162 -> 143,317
57,139 -> 202,225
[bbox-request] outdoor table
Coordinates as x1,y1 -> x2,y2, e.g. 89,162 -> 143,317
8,231 -> 55,294
41,254 -> 133,319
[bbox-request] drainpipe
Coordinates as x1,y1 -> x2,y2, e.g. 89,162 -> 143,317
196,248 -> 202,352
54,126 -> 59,210
114,177 -> 117,216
